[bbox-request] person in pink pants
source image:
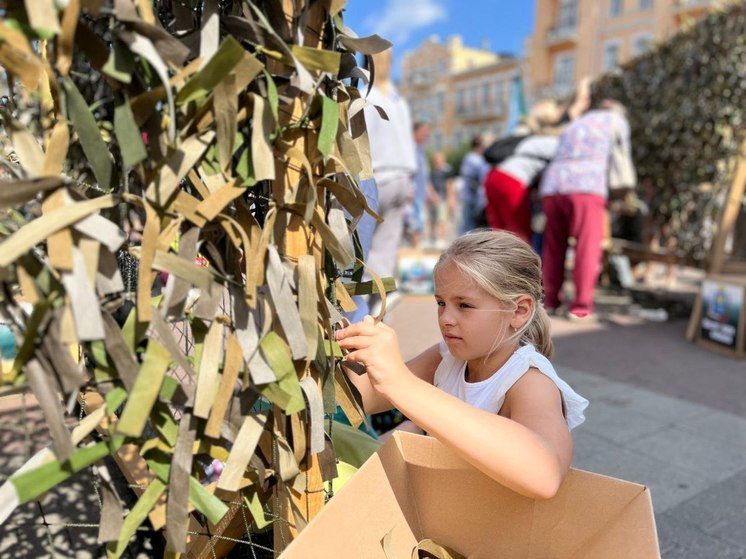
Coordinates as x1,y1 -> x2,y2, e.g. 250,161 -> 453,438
541,194 -> 606,317
539,101 -> 633,319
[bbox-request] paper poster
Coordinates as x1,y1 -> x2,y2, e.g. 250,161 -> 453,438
700,280 -> 744,350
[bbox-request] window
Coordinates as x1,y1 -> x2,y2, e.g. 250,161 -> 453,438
553,53 -> 575,90
639,0 -> 653,9
557,0 -> 578,29
493,79 -> 505,114
603,41 -> 621,71
633,34 -> 653,55
494,78 -> 506,107
610,0 -> 623,17
424,95 -> 434,122
467,86 -> 477,113
456,87 -> 465,114
482,81 -> 491,106
435,91 -> 445,117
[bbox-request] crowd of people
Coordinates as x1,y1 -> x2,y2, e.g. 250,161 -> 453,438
361,58 -> 637,322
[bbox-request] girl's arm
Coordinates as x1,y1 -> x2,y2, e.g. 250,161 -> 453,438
342,342 -> 442,415
384,368 -> 569,500
337,319 -> 571,500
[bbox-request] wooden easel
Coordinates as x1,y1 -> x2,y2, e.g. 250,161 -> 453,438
686,141 -> 746,357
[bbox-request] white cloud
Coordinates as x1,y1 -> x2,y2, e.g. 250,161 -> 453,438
364,0 -> 447,48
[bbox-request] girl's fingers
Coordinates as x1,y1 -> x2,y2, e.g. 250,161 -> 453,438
337,336 -> 373,350
343,350 -> 362,364
335,321 -> 378,340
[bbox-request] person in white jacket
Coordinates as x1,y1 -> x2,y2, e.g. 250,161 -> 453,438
364,48 -> 417,282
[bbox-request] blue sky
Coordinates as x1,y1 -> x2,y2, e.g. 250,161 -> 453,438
342,0 -> 536,77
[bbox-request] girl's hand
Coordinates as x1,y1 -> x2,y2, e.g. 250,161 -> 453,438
335,316 -> 412,398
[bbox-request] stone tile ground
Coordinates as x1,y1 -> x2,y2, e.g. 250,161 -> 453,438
564,366 -> 746,554
1,294 -> 744,558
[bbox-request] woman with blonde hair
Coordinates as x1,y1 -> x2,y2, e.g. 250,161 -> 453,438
483,100 -> 565,243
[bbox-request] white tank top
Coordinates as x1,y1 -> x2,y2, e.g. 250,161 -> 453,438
433,342 -> 588,430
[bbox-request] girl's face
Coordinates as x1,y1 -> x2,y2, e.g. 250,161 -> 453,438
434,261 -> 515,362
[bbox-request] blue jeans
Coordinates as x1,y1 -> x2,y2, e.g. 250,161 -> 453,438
345,178 -> 378,324
460,196 -> 478,235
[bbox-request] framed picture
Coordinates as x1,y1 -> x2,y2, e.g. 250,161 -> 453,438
697,275 -> 746,357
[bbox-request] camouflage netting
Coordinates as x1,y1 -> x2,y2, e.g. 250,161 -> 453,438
0,0 -> 391,556
594,2 -> 746,262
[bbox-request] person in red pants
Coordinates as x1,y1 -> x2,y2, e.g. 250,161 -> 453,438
484,101 -> 563,244
539,100 -> 634,319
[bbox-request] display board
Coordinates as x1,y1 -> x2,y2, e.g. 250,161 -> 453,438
697,276 -> 746,355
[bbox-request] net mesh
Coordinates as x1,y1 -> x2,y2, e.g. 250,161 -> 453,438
0,291 -> 336,558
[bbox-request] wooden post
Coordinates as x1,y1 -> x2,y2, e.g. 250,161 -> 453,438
709,142 -> 746,275
271,1 -> 327,553
687,141 -> 746,346
187,2 -> 329,556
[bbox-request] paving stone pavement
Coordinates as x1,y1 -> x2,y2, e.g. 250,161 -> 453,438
388,296 -> 746,559
563,366 -> 746,558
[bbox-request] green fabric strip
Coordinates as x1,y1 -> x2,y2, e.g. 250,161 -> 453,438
116,340 -> 170,437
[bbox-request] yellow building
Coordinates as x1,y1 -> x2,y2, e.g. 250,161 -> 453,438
399,36 -> 519,152
526,0 -> 724,102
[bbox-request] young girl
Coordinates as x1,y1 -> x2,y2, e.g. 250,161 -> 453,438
335,230 -> 588,500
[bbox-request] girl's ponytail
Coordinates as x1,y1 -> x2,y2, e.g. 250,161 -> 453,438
522,305 -> 554,360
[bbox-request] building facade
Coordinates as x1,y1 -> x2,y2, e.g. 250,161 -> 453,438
399,36 -> 519,152
526,0 -> 724,102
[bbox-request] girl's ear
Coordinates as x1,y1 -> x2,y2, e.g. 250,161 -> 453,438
511,295 -> 534,330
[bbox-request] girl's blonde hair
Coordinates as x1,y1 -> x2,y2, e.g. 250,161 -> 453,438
434,230 -> 554,359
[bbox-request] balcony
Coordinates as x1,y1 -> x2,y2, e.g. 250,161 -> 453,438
533,83 -> 574,101
546,24 -> 578,46
674,0 -> 715,11
410,73 -> 433,87
455,103 -> 505,121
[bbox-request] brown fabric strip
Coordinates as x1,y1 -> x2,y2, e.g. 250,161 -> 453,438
148,310 -> 197,381
192,319 -> 224,419
102,312 -> 139,391
96,248 -> 125,295
317,435 -> 339,483
163,225 -> 199,320
96,465 -> 124,543
41,314 -> 83,393
299,377 -> 325,454
166,412 -> 196,553
217,411 -> 268,491
25,358 -> 75,462
204,333 -> 242,439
